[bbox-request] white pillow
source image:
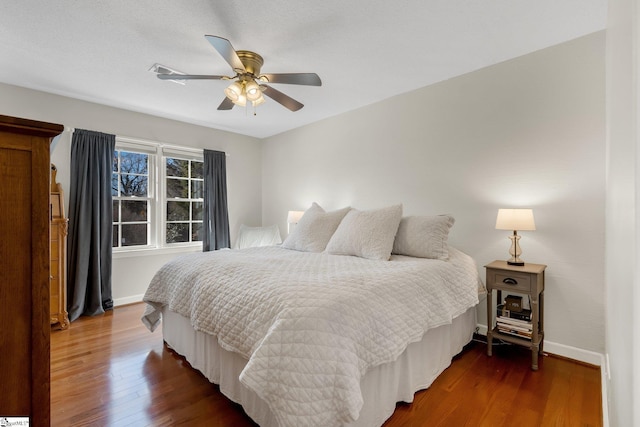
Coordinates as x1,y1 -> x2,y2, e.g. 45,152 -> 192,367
235,224 -> 282,249
392,215 -> 455,260
325,204 -> 402,260
281,203 -> 351,252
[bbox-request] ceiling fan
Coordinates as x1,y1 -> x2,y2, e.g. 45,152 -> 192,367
155,35 -> 322,112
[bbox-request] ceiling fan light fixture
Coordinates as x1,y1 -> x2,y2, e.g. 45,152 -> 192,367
232,92 -> 247,107
245,80 -> 261,101
224,81 -> 243,102
252,94 -> 266,106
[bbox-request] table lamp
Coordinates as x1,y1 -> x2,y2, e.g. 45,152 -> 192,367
287,210 -> 304,233
495,208 -> 536,266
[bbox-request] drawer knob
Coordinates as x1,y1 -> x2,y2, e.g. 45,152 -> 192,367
503,277 -> 518,285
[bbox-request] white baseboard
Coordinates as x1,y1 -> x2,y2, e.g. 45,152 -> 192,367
542,341 -> 603,366
601,354 -> 610,427
114,294 -> 144,307
475,323 -> 602,366
476,324 -> 488,336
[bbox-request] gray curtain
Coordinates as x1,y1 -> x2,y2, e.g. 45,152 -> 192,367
203,149 -> 230,251
67,129 -> 115,321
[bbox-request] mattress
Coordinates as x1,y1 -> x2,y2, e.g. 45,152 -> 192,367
161,305 -> 477,427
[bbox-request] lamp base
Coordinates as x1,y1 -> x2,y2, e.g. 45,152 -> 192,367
505,232 -> 525,266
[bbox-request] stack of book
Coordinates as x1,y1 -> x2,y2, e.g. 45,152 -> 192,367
496,304 -> 532,340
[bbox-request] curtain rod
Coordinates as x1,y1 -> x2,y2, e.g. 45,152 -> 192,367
65,127 -> 228,156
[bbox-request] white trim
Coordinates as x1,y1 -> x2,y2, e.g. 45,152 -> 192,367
114,294 -> 145,307
162,144 -> 204,159
543,340 -> 604,366
117,135 -> 182,151
601,352 -> 610,427
476,324 -> 488,336
112,245 -> 201,259
115,138 -> 158,154
476,323 -> 603,366
117,135 -> 227,157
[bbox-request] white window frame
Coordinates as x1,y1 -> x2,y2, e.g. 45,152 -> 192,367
112,136 -> 203,255
161,148 -> 205,247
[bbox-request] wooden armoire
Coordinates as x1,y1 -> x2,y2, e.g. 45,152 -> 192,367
0,115 -> 63,426
50,164 -> 69,330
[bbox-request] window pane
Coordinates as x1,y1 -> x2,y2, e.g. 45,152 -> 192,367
113,151 -> 119,172
119,174 -> 148,197
113,200 -> 120,222
121,224 -> 148,246
121,152 -> 148,175
166,158 -> 189,178
121,200 -> 148,222
111,174 -> 119,196
167,201 -> 189,221
191,180 -> 203,199
112,225 -> 119,247
166,223 -> 189,243
111,147 -> 156,249
167,178 -> 188,198
192,202 -> 203,220
191,161 -> 203,179
192,222 -> 203,242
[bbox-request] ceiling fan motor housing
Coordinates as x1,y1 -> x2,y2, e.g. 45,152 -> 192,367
236,50 -> 264,77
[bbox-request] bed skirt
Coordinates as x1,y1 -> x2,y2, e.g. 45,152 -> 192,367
161,306 -> 476,427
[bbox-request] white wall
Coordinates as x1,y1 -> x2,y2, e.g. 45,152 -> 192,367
0,82 -> 263,304
262,32 -> 606,356
0,27 -> 613,380
605,0 -> 639,425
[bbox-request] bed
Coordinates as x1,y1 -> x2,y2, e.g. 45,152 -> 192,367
142,204 -> 484,427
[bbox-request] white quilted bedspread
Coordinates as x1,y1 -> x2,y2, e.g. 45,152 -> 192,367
142,246 -> 482,427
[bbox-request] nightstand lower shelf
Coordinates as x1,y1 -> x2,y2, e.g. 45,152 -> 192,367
488,327 -> 544,368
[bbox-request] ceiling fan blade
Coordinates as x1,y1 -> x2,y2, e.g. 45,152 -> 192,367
205,35 -> 246,73
157,74 -> 226,80
262,85 -> 304,111
217,97 -> 234,110
260,73 -> 322,86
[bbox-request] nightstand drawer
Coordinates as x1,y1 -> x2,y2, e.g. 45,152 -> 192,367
491,272 -> 531,292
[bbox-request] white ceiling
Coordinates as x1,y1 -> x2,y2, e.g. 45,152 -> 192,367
0,1 -> 607,139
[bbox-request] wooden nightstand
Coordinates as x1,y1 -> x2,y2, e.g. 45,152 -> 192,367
485,260 -> 547,370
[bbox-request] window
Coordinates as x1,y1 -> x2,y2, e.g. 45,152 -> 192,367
112,138 -> 203,251
165,157 -> 204,244
112,150 -> 152,248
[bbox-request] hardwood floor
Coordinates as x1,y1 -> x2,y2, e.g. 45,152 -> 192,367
51,303 -> 602,426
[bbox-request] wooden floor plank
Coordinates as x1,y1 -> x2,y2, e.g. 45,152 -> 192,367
51,303 -> 602,426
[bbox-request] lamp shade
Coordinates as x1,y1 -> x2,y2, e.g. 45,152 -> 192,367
245,80 -> 261,101
224,81 -> 243,102
287,210 -> 304,224
251,93 -> 265,106
232,93 -> 247,107
495,209 -> 536,231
